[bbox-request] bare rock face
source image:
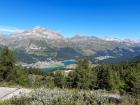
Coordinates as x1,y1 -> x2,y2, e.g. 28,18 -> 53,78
103,94 -> 123,104
11,27 -> 64,40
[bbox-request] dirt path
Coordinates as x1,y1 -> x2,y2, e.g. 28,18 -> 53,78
0,87 -> 31,100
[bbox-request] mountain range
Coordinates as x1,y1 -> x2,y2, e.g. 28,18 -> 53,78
0,27 -> 140,64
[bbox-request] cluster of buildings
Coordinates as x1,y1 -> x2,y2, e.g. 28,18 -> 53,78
18,60 -> 59,69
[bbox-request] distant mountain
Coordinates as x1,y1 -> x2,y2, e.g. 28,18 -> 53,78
0,27 -> 140,64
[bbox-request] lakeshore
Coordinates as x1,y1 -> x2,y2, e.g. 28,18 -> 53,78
20,59 -> 76,71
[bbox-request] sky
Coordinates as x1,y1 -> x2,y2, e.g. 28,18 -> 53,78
0,0 -> 140,39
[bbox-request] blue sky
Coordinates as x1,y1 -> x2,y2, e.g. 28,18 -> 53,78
0,0 -> 140,39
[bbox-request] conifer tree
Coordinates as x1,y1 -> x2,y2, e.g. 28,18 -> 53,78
67,59 -> 95,89
0,47 -> 16,80
54,71 -> 66,88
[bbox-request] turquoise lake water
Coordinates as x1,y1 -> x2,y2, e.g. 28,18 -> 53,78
40,60 -> 76,71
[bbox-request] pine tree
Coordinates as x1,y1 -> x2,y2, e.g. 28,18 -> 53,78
133,70 -> 140,97
90,67 -> 97,89
68,59 -> 95,89
0,47 -> 16,80
96,65 -> 112,90
54,71 -> 66,88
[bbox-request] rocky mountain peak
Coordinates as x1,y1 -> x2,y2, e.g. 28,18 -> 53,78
10,27 -> 64,40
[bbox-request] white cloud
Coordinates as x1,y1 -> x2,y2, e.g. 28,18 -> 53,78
0,26 -> 24,33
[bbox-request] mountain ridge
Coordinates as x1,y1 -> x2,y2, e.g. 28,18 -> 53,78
0,26 -> 140,64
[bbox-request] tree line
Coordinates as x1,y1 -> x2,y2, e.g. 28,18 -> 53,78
0,47 -> 48,87
54,59 -> 140,97
0,47 -> 139,97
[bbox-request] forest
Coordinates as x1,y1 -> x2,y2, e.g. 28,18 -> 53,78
0,47 -> 140,105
